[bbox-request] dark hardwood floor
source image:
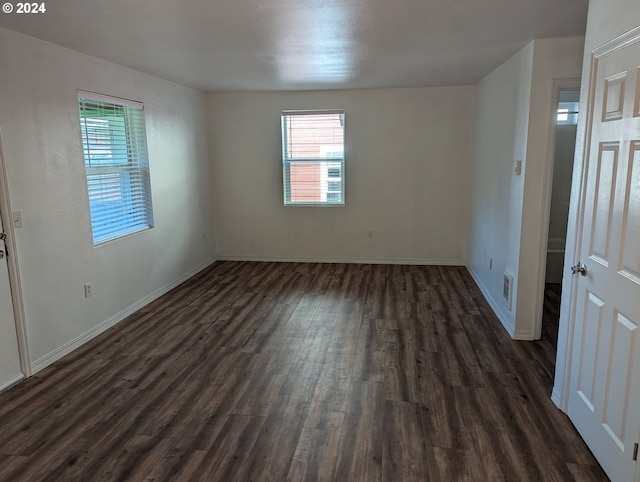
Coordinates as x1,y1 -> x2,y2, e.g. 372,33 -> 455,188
542,283 -> 562,351
0,262 -> 607,481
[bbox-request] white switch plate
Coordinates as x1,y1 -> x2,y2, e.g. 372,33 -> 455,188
12,211 -> 23,228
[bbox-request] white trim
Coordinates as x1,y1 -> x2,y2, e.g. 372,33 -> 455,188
217,254 -> 465,266
551,386 -> 563,408
77,90 -> 144,110
466,265 -> 516,338
592,25 -> 640,57
513,327 -> 536,341
0,374 -> 24,393
282,109 -> 344,116
0,128 -> 31,376
31,257 -> 217,374
554,26 -> 640,413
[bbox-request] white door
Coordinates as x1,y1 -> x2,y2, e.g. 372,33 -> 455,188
568,32 -> 640,482
0,212 -> 22,390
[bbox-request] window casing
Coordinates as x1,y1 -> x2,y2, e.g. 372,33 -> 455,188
281,110 -> 345,206
78,92 -> 154,244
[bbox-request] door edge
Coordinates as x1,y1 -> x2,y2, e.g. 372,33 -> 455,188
0,127 -> 32,377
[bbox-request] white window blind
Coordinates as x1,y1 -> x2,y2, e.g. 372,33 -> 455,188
281,110 -> 345,206
78,92 -> 154,244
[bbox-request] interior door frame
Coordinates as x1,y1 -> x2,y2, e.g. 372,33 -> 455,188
553,25 -> 640,411
0,127 -> 31,378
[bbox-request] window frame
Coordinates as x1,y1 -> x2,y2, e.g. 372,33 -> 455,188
281,109 -> 345,207
77,91 -> 154,245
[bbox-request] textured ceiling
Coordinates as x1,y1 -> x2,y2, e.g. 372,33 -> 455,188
0,0 -> 589,92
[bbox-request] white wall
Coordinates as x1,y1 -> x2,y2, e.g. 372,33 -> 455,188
554,0 -> 640,408
467,37 -> 584,339
0,28 -> 216,371
208,87 -> 474,264
467,42 -> 534,336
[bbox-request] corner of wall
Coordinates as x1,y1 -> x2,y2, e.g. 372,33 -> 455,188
466,42 -> 534,340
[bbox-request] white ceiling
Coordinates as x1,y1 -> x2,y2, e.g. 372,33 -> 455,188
0,0 -> 589,92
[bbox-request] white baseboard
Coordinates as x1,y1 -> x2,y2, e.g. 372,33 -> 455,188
466,265 -> 516,338
0,374 -> 24,393
217,254 -> 466,266
31,257 -> 217,374
512,327 -> 537,341
551,386 -> 563,410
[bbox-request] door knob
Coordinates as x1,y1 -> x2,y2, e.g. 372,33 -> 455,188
571,262 -> 587,276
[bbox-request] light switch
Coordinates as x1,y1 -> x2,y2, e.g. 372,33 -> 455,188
513,160 -> 522,176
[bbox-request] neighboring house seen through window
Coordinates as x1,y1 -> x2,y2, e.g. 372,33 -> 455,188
78,92 -> 154,244
281,110 -> 345,206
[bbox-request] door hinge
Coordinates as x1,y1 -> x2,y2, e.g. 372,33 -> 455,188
633,443 -> 638,461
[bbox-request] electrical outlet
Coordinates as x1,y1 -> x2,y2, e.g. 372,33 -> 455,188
367,230 -> 374,239
84,283 -> 92,298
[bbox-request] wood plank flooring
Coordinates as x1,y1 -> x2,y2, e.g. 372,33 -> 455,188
0,262 -> 607,481
542,283 -> 562,352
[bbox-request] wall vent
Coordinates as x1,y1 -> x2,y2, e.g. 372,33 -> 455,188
503,273 -> 514,311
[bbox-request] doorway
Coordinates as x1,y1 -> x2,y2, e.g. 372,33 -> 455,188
542,87 -> 580,353
0,130 -> 30,391
0,210 -> 22,389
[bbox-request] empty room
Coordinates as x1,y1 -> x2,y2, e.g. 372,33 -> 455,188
0,0 -> 639,480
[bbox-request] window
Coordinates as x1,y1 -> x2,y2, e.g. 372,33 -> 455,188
557,101 -> 579,125
281,110 -> 345,206
78,92 -> 154,244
